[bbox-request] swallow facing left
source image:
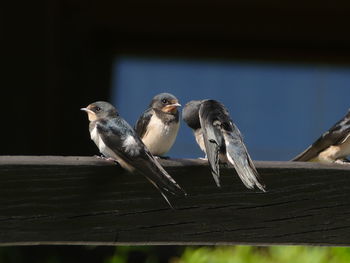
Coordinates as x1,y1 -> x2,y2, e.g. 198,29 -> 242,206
81,101 -> 186,207
135,93 -> 181,157
183,100 -> 265,191
292,109 -> 350,164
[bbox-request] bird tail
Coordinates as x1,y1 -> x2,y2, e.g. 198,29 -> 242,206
142,152 -> 187,197
204,139 -> 221,187
223,131 -> 266,192
144,177 -> 175,209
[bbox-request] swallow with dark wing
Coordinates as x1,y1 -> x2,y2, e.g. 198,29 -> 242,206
135,93 -> 181,157
292,109 -> 350,164
81,101 -> 186,207
183,99 -> 265,191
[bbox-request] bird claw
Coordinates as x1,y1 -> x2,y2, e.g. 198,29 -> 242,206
94,155 -> 117,163
335,159 -> 350,165
154,156 -> 170,159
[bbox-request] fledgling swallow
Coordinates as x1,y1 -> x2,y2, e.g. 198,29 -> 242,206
81,101 -> 186,207
135,93 -> 181,157
183,100 -> 265,191
292,109 -> 350,164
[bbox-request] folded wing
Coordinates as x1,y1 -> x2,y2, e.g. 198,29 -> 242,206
222,123 -> 265,191
199,100 -> 265,191
97,119 -> 186,198
199,101 -> 224,187
134,108 -> 153,138
292,111 -> 350,161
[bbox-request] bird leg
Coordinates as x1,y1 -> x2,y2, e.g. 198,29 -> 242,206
198,154 -> 208,161
154,156 -> 170,159
335,159 -> 350,165
94,155 -> 117,163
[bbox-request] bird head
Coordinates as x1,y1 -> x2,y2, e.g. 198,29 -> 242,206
150,93 -> 181,114
81,101 -> 118,121
182,100 -> 203,130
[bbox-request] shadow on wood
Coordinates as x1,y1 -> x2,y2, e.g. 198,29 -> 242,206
1,156 -> 350,246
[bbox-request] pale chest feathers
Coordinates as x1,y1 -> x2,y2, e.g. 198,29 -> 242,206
90,125 -> 135,171
141,115 -> 180,156
314,133 -> 350,163
90,126 -> 110,155
194,129 -> 206,153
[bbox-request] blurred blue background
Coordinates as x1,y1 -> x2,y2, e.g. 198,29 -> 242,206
111,56 -> 350,161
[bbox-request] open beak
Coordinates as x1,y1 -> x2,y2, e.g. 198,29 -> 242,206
162,103 -> 181,113
170,103 -> 181,107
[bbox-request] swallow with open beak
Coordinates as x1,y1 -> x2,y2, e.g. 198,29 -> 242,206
182,99 -> 265,191
81,101 -> 186,207
292,109 -> 350,164
135,93 -> 181,157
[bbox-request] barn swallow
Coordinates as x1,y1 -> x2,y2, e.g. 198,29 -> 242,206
183,100 -> 265,191
135,93 -> 181,157
292,109 -> 350,164
81,101 -> 186,207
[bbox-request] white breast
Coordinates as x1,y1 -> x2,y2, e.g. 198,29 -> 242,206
141,115 -> 180,156
194,129 -> 206,154
314,134 -> 350,163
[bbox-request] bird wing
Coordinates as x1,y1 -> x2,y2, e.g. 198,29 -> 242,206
134,108 -> 153,138
221,122 -> 265,191
199,101 -> 223,187
200,100 -> 265,191
292,111 -> 350,161
97,118 -> 186,198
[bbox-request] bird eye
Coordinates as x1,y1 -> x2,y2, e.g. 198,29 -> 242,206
162,99 -> 167,104
95,106 -> 101,112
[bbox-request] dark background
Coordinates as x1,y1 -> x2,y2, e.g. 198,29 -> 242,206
2,1 -> 350,262
3,0 -> 350,157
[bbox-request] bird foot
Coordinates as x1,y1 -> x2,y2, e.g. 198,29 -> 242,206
94,155 -> 117,163
335,159 -> 350,165
198,157 -> 208,161
154,156 -> 170,159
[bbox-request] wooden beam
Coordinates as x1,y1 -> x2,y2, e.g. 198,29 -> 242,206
1,156 -> 350,246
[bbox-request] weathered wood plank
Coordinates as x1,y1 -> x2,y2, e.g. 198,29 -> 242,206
1,156 -> 350,246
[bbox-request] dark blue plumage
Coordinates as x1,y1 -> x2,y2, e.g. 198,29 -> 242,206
293,110 -> 350,163
183,99 -> 265,191
81,101 -> 186,207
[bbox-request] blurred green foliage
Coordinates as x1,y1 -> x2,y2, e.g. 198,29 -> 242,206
171,246 -> 350,263
104,246 -> 350,263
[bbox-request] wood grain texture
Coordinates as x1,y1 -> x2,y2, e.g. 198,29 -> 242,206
1,156 -> 350,246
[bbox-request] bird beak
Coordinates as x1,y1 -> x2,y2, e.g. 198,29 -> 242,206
162,103 -> 181,113
80,107 -> 97,121
80,108 -> 94,114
